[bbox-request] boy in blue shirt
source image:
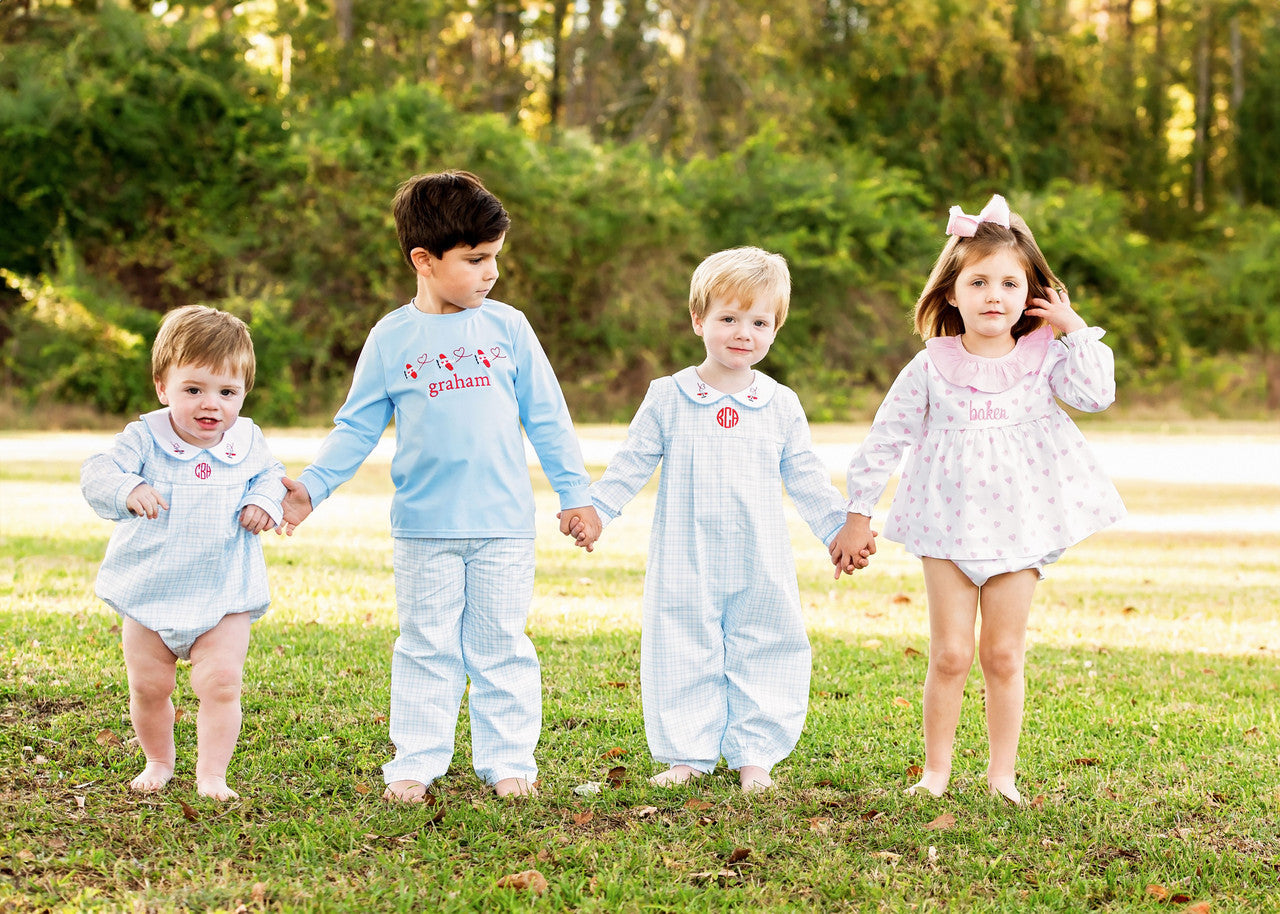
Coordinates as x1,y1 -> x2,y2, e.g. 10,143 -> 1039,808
280,170 -> 601,800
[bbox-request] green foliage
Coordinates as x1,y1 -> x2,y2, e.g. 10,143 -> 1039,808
0,4 -> 1277,423
1,257 -> 156,418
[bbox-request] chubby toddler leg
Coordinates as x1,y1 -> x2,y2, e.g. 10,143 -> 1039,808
189,612 -> 251,800
121,618 -> 178,792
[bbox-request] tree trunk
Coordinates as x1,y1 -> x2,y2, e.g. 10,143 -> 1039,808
1192,11 -> 1213,212
549,0 -> 570,128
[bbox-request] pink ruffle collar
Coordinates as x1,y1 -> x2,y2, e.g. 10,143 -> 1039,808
925,325 -> 1053,392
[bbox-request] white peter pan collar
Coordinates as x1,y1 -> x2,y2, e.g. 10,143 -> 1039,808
673,366 -> 777,408
142,408 -> 254,464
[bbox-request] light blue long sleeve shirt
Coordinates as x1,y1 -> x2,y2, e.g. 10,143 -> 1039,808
298,300 -> 591,538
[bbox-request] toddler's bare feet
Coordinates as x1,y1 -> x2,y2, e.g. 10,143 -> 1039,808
986,774 -> 1021,805
494,777 -> 537,798
738,765 -> 773,793
196,776 -> 239,801
906,769 -> 949,798
383,779 -> 430,803
130,761 -> 174,793
648,765 -> 703,786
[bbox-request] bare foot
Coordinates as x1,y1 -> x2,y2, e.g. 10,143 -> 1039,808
196,776 -> 239,801
383,779 -> 430,803
987,774 -> 1021,805
906,769 -> 949,798
130,761 -> 174,793
648,765 -> 703,787
494,777 -> 537,798
738,765 -> 773,793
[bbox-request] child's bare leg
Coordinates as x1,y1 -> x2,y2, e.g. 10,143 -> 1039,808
121,618 -> 178,792
911,559 -> 981,797
738,765 -> 772,793
384,780 -> 430,802
649,764 -> 703,786
188,613 -> 251,801
977,570 -> 1037,805
494,777 -> 537,797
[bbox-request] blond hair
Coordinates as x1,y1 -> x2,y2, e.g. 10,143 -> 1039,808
914,210 -> 1064,340
689,247 -> 791,329
151,305 -> 256,391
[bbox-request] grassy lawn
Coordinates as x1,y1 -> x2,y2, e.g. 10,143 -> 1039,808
2,428 -> 1278,912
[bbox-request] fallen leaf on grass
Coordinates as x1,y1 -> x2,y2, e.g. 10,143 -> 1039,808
1242,726 -> 1261,738
353,783 -> 371,795
727,847 -> 750,864
174,709 -> 184,723
924,813 -> 956,831
891,593 -> 911,604
873,851 -> 901,862
606,766 -> 627,788
573,782 -> 603,796
1029,795 -> 1047,809
602,746 -> 626,759
634,805 -> 659,818
572,811 -> 594,825
893,697 -> 912,708
74,795 -> 86,810
696,815 -> 714,826
691,869 -> 738,883
178,800 -> 199,822
496,870 -> 548,895
685,799 -> 712,812
95,729 -> 121,748
905,764 -> 923,781
1181,903 -> 1211,913
903,647 -> 922,658
1069,757 -> 1101,766
605,681 -> 629,689
808,816 -> 832,833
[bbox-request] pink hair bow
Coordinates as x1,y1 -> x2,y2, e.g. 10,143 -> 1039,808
945,194 -> 1011,237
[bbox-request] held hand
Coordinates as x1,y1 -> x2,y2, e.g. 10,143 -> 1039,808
239,504 -> 276,535
1025,287 -> 1087,336
558,507 -> 602,553
828,514 -> 878,580
125,483 -> 168,520
277,476 -> 313,536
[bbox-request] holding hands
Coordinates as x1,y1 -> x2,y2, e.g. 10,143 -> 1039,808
828,513 -> 878,579
1026,287 -> 1086,336
276,476 -> 314,536
558,506 -> 602,552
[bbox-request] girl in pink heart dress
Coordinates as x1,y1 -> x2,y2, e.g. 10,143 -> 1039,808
828,195 -> 1125,805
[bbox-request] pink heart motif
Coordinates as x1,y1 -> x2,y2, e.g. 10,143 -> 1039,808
453,347 -> 467,358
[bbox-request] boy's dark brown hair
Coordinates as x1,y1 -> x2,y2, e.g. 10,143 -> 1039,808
392,170 -> 511,264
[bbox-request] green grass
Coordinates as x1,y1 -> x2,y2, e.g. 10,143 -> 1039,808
2,429 -> 1279,912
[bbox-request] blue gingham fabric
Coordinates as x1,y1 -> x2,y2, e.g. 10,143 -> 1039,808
81,409 -> 285,659
381,536 -> 540,787
591,368 -> 847,773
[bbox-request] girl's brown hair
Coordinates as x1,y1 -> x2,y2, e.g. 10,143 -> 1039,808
913,211 -> 1065,340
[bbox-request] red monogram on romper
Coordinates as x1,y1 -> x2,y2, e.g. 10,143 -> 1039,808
716,406 -> 739,429
194,462 -> 212,479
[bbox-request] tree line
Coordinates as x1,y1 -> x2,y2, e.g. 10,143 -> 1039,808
2,0 -> 1277,423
